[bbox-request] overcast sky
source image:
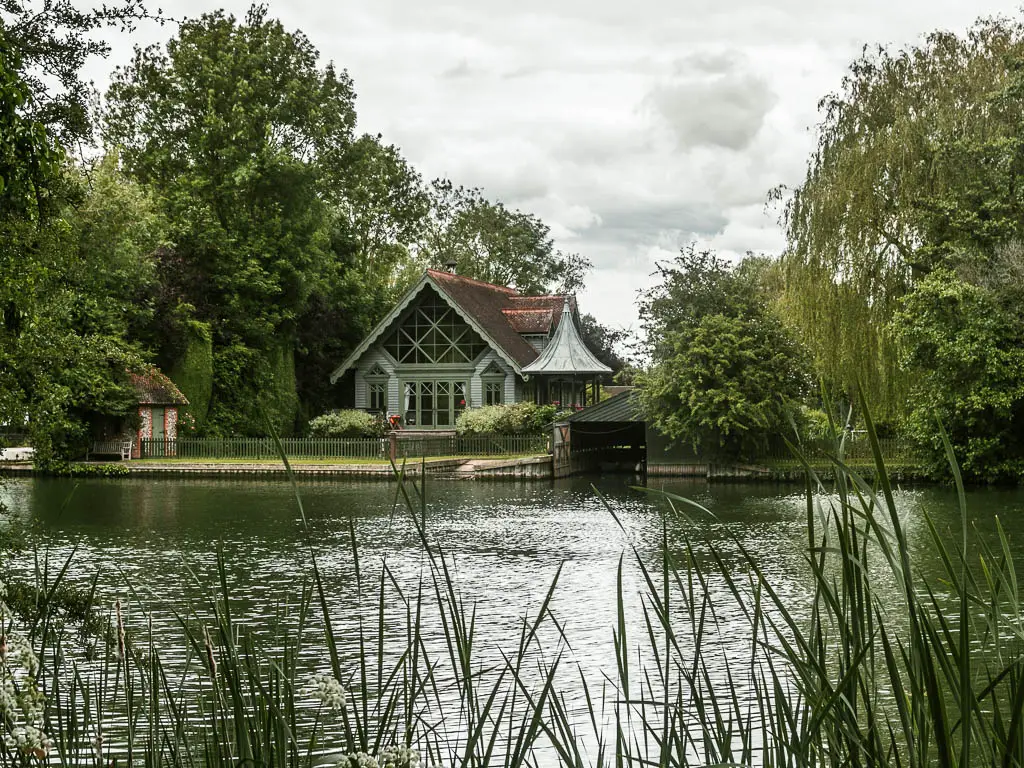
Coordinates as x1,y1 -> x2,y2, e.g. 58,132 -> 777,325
90,0 -> 1019,334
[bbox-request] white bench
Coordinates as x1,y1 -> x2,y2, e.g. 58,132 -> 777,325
87,439 -> 133,461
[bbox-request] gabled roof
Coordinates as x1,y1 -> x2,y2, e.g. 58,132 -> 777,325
328,270 -> 599,384
427,270 -> 543,367
522,299 -> 612,375
130,367 -> 189,405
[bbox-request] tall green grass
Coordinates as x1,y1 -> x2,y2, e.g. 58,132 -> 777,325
2,399 -> 1023,766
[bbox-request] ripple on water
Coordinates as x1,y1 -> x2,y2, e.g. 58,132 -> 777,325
4,476 -> 1023,762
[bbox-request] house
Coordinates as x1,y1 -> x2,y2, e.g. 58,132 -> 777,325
129,367 -> 189,457
86,366 -> 189,459
329,269 -> 611,429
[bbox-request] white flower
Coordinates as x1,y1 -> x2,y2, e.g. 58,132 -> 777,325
379,745 -> 421,768
92,724 -> 104,761
4,724 -> 52,759
338,752 -> 379,768
1,619 -> 50,758
311,672 -> 347,712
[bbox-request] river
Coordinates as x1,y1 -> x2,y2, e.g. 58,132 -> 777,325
2,474 -> 1023,764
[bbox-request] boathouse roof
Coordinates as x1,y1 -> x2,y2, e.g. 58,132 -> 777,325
564,389 -> 640,423
522,300 -> 612,376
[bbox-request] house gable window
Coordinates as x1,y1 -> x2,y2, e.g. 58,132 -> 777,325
364,363 -> 388,413
368,383 -> 387,413
481,361 -> 505,406
383,292 -> 487,364
484,381 -> 503,405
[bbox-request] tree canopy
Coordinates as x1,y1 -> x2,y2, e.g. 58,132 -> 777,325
420,180 -> 591,295
0,42 -> 146,460
893,255 -> 1024,482
638,247 -> 809,460
778,16 -> 1024,416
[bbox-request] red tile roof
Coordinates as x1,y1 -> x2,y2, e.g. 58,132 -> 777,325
502,308 -> 553,333
426,269 -> 577,367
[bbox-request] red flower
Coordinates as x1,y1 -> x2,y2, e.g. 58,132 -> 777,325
459,399 -> 466,406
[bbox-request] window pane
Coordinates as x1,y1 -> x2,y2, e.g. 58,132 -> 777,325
383,292 -> 486,366
485,381 -> 503,406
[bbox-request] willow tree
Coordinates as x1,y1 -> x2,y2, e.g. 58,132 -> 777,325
779,16 -> 1024,416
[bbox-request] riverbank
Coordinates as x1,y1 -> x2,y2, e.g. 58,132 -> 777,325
0,454 -> 556,480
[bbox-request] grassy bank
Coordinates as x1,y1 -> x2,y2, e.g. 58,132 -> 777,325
1,405 -> 1022,765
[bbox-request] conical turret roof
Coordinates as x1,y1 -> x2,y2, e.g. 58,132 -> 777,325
522,299 -> 612,375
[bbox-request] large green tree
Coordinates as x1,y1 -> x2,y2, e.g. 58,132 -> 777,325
578,314 -> 631,383
893,254 -> 1024,482
1,0 -> 150,145
324,133 -> 431,300
0,43 -> 144,460
103,5 -> 358,434
639,247 -> 808,460
779,16 -> 1024,415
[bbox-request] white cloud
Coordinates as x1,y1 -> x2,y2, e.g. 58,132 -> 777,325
644,52 -> 778,151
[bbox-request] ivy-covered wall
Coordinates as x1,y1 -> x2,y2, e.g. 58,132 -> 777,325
169,320 -> 213,433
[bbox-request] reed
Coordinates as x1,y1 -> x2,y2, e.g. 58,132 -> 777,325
1,397 -> 1022,766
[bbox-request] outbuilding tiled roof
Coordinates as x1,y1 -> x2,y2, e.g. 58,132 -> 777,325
502,308 -> 552,333
130,367 -> 189,405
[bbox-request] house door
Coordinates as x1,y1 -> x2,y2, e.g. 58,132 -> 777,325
151,407 -> 165,456
403,381 -> 467,428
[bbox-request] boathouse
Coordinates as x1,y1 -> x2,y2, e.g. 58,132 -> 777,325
552,388 -> 711,478
329,269 -> 611,429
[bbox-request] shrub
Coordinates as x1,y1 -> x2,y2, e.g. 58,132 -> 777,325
308,409 -> 385,438
36,460 -> 130,477
455,402 -> 566,436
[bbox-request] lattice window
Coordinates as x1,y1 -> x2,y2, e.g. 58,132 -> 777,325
368,382 -> 387,412
482,360 -> 505,406
384,292 -> 487,364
